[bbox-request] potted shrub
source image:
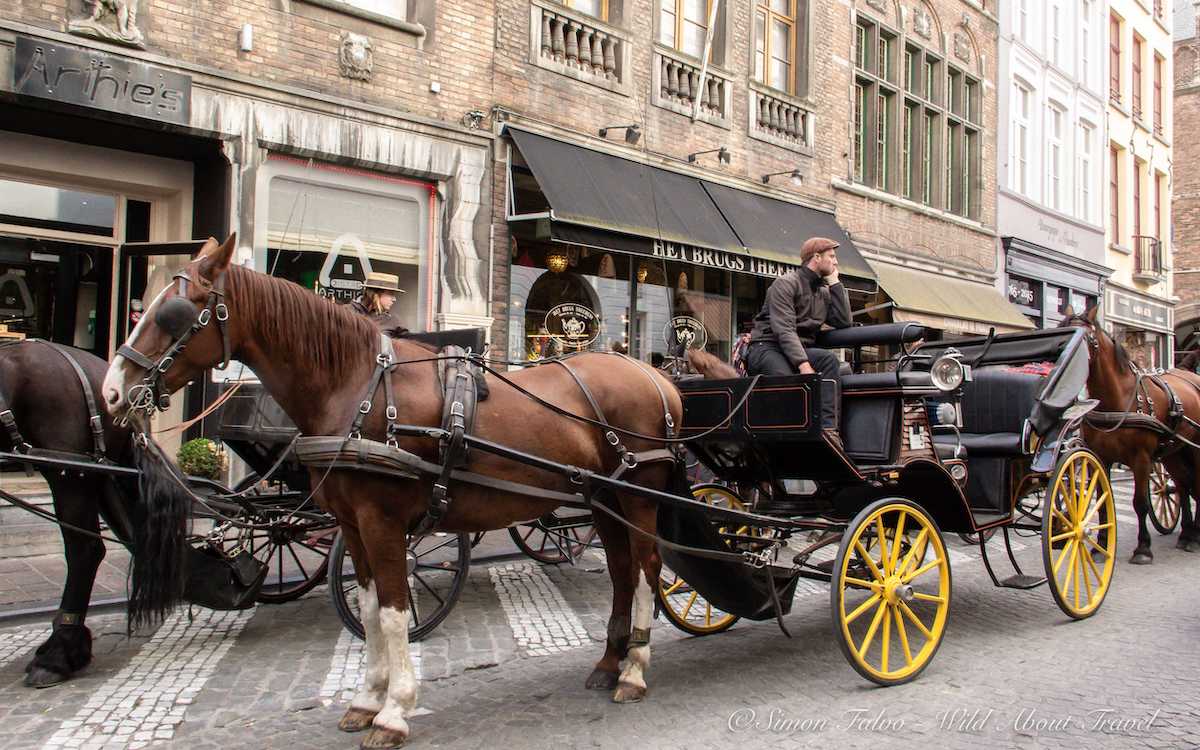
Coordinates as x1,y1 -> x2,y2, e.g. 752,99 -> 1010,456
177,438 -> 227,480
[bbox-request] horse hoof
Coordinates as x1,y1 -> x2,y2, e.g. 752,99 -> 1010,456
612,682 -> 646,704
360,724 -> 409,749
339,707 -> 379,733
585,669 -> 619,691
1129,552 -> 1154,565
23,666 -> 69,689
1177,538 -> 1193,551
1186,541 -> 1200,554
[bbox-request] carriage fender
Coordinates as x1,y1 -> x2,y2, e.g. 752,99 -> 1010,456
893,459 -> 972,533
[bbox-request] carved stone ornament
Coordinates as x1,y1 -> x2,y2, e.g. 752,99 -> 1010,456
338,31 -> 373,82
953,32 -> 971,63
69,0 -> 146,49
865,0 -> 888,13
912,6 -> 933,40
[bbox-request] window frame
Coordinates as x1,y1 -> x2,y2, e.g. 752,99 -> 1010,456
1110,147 -> 1121,244
1132,33 -> 1143,119
1132,157 -> 1143,240
564,0 -> 608,22
756,0 -> 798,95
1077,122 -> 1094,223
1109,14 -> 1121,104
1011,81 -> 1031,196
1046,104 -> 1065,212
659,0 -> 711,59
1153,53 -> 1164,135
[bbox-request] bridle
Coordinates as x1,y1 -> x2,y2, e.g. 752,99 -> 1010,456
117,269 -> 231,415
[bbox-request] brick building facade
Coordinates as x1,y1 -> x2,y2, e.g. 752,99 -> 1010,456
1174,3 -> 1200,358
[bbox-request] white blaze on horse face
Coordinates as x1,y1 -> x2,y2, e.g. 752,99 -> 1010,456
350,579 -> 389,714
618,577 -> 653,690
102,284 -> 172,412
373,606 -> 417,734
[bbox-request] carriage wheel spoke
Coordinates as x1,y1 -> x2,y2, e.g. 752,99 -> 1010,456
895,527 -> 929,579
1086,521 -> 1114,533
1051,505 -> 1073,531
902,558 -> 941,584
874,517 -> 892,575
854,541 -> 885,582
889,512 -> 908,575
411,570 -> 446,606
1049,529 -> 1076,543
1080,492 -> 1109,529
408,588 -> 421,626
1082,541 -> 1104,583
1078,467 -> 1099,521
911,592 -> 944,604
664,578 -> 686,596
844,593 -> 882,625
704,605 -> 713,626
1083,534 -> 1110,558
681,591 -> 699,619
857,599 -> 888,658
1061,543 -> 1077,594
1078,545 -> 1093,603
880,604 -> 891,673
893,606 -> 913,667
1053,538 -> 1077,579
286,543 -> 311,581
897,600 -> 933,640
843,576 -> 878,591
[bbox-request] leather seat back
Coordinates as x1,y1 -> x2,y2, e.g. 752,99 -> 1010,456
960,367 -> 1044,434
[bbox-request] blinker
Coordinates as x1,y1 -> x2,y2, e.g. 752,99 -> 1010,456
155,296 -> 200,338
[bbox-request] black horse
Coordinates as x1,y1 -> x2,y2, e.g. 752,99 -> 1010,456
0,340 -> 190,687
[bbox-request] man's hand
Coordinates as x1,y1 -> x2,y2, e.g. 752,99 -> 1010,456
798,362 -> 816,375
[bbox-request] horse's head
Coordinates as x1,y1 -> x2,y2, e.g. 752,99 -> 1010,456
1059,303 -> 1133,396
103,234 -> 236,419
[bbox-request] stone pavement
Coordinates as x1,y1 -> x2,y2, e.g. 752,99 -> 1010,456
0,475 -> 1196,749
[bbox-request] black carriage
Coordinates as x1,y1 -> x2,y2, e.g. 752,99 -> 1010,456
657,322 -> 1114,685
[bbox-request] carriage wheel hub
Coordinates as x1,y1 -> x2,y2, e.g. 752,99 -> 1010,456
882,577 -> 915,604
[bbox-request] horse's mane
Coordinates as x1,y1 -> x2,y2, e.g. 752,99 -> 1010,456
226,264 -> 377,381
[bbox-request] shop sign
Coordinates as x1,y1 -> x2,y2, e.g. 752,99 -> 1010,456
663,316 -> 708,351
316,233 -> 373,303
544,303 -> 600,350
1006,276 -> 1039,307
651,240 -> 799,279
1108,290 -> 1171,331
12,35 -> 191,125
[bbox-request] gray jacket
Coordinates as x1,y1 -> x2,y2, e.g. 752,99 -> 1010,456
749,267 -> 851,366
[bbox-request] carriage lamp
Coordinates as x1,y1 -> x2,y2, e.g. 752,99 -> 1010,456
546,249 -> 569,273
930,351 -> 969,392
947,462 -> 968,481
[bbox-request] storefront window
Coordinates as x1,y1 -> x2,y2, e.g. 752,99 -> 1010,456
508,242 -> 631,361
635,259 -> 732,363
259,159 -> 431,332
0,177 -> 116,237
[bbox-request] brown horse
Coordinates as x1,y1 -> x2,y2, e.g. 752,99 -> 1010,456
0,341 -> 192,685
101,236 -> 685,748
1065,307 -> 1200,563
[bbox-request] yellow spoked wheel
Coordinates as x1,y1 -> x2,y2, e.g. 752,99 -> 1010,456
1042,450 -> 1116,620
1149,462 -> 1182,535
656,484 -> 750,636
832,498 -> 951,686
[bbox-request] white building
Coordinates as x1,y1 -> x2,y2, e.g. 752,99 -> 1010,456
997,0 -> 1112,328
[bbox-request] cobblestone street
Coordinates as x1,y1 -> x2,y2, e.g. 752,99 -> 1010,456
0,478 -> 1195,749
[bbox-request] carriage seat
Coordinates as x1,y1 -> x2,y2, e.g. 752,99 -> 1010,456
930,367 -> 1045,458
840,371 -> 934,390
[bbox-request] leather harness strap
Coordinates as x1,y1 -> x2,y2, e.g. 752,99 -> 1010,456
41,342 -> 108,461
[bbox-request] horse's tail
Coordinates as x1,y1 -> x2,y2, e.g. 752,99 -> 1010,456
127,436 -> 191,630
686,349 -> 740,380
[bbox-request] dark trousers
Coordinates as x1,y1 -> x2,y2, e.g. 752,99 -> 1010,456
746,342 -> 840,429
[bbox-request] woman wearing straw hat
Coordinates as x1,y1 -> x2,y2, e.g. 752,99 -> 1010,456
351,271 -> 409,337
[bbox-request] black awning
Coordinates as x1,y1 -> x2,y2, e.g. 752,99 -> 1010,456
699,181 -> 873,282
507,127 -> 874,284
509,128 -> 743,253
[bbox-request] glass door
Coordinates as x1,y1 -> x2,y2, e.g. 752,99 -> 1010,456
117,241 -> 206,454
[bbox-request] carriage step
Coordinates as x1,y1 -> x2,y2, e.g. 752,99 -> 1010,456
998,574 -> 1045,589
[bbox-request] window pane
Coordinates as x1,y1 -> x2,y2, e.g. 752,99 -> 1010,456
755,11 -> 766,81
855,24 -> 868,69
769,0 -> 790,15
683,21 -> 706,57
772,19 -> 791,63
659,8 -> 676,46
854,84 -> 867,181
347,0 -> 405,21
878,35 -> 890,79
570,0 -> 604,19
0,178 -> 115,236
683,0 -> 706,23
771,59 -> 790,91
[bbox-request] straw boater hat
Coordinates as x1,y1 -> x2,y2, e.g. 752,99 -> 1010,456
363,271 -> 405,294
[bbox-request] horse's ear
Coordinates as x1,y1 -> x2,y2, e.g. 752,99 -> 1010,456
194,237 -> 220,258
1062,304 -> 1075,319
1084,304 -> 1100,324
197,233 -> 237,282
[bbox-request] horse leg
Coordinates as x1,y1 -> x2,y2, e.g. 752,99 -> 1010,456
612,492 -> 663,705
586,494 -> 634,692
1183,468 -> 1200,553
357,510 -> 418,749
339,527 -> 386,734
1130,456 -> 1155,564
25,481 -> 103,688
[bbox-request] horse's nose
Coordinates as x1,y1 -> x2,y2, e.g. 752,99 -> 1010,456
104,387 -> 121,406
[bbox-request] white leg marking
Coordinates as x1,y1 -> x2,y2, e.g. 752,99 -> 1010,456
618,577 -> 653,689
371,606 -> 415,737
349,580 -> 388,714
